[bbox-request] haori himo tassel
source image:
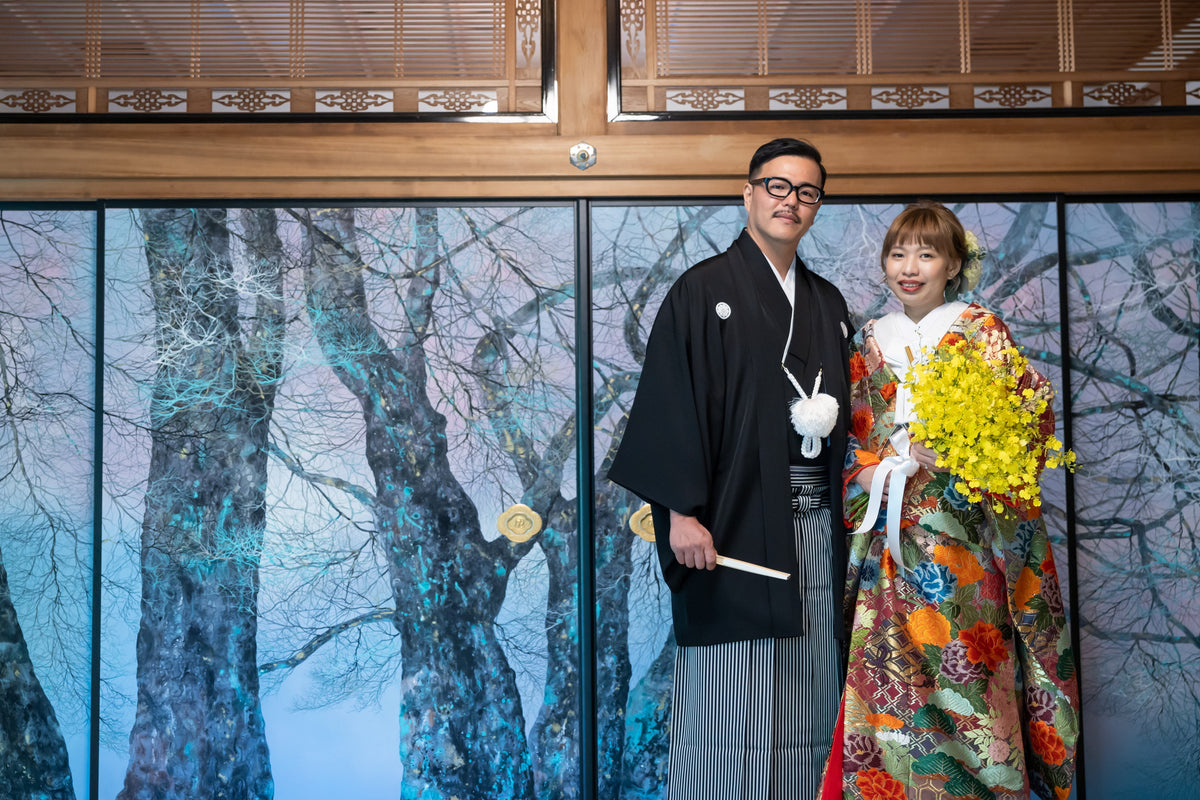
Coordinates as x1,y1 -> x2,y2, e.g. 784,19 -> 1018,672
783,365 -> 838,458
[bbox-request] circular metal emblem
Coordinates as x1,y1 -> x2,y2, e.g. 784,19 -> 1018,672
629,504 -> 656,542
498,503 -> 543,543
569,142 -> 597,170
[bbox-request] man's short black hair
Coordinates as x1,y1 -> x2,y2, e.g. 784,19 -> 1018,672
747,138 -> 827,188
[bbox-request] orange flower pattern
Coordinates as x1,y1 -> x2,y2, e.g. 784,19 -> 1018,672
855,768 -> 907,800
1031,720 -> 1068,766
850,350 -> 868,383
933,543 -> 984,586
959,620 -> 1009,671
834,304 -> 1079,800
906,606 -> 951,649
852,406 -> 874,444
1014,565 -> 1043,609
864,713 -> 905,730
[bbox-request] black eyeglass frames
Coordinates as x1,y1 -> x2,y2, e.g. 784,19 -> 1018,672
749,177 -> 825,205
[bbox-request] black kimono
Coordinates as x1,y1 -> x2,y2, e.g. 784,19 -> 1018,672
608,229 -> 852,647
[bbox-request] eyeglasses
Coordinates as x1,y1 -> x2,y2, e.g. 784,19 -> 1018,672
749,177 -> 825,205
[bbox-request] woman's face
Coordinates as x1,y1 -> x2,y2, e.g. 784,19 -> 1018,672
884,240 -> 960,322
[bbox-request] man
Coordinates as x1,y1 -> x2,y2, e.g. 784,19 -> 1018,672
607,138 -> 851,799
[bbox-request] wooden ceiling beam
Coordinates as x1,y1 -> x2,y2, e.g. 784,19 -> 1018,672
2,113 -> 1198,199
1,0 -> 1199,200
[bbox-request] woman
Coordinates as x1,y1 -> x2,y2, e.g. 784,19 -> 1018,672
822,202 -> 1079,800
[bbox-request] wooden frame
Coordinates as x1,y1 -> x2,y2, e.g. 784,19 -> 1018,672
2,0 -> 1199,200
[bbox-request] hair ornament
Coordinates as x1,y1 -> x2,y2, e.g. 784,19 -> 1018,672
961,230 -> 986,292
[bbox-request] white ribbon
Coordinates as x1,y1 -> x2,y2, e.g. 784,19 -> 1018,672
852,428 -> 919,572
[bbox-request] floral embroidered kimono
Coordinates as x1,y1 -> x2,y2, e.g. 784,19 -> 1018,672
826,302 -> 1079,800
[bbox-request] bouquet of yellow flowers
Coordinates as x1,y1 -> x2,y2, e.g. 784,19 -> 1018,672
904,335 -> 1075,512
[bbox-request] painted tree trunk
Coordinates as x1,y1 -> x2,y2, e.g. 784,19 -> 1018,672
301,207 -> 535,799
593,477 -> 635,799
119,208 -> 281,800
470,308 -> 584,797
597,424 -> 672,800
528,519 -> 581,800
620,632 -> 673,800
0,549 -> 76,800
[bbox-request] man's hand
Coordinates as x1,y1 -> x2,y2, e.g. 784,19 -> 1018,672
669,511 -> 717,570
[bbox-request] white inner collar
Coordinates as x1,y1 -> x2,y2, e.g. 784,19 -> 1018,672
770,256 -> 797,307
875,301 -> 967,424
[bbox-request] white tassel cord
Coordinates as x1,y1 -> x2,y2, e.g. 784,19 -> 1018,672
782,366 -> 839,459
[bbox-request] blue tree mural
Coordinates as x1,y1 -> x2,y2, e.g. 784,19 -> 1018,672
591,203 -> 741,799
118,208 -> 282,800
0,209 -> 95,800
0,200 -> 1195,799
1065,201 -> 1200,797
295,205 -> 592,797
0,552 -> 75,799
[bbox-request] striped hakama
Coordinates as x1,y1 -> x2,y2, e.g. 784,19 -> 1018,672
667,465 -> 842,800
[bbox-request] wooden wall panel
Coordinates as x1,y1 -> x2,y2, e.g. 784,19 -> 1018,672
1,0 -> 1198,201
2,115 -> 1198,200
